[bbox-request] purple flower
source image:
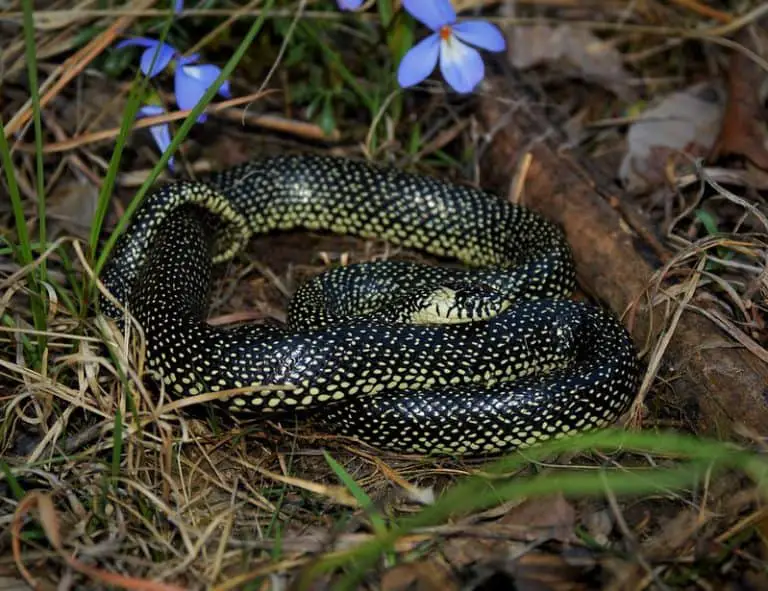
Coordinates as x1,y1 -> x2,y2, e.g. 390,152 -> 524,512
398,0 -> 506,94
337,0 -> 363,9
137,105 -> 176,170
174,0 -> 184,12
116,31 -> 232,168
174,56 -> 232,122
115,38 -> 177,78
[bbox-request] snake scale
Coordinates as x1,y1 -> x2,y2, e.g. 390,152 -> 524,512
99,155 -> 640,455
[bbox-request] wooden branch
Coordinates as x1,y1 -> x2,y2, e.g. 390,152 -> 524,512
478,77 -> 768,440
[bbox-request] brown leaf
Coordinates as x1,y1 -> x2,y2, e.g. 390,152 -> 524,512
508,24 -> 634,99
506,552 -> 594,591
442,535 -> 593,591
500,493 -> 578,543
442,535 -> 527,569
381,560 -> 458,591
36,493 -> 62,551
47,178 -> 99,240
641,507 -> 702,559
711,28 -> 768,170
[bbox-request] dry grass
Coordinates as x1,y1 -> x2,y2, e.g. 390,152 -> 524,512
1,1 -> 768,589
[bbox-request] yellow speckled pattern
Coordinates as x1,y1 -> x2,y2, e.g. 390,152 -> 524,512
99,155 -> 640,455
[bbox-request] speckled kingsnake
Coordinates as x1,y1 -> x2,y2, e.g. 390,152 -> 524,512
99,155 -> 640,455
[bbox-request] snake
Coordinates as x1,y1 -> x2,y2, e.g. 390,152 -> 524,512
99,154 -> 640,455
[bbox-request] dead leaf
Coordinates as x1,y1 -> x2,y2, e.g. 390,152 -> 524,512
711,28 -> 768,170
508,24 -> 633,99
433,496 -> 583,588
36,493 -> 63,551
500,493 -> 578,543
441,534 -> 521,569
441,534 -> 592,590
505,552 -> 594,591
641,507 -> 702,559
381,560 -> 458,591
47,178 -> 99,239
619,81 -> 726,193
461,551 -> 596,591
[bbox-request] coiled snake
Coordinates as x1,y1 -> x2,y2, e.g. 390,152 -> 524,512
100,155 -> 640,455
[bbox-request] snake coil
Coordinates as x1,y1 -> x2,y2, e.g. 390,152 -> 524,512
100,155 -> 640,455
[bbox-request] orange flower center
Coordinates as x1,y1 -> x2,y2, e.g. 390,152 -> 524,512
438,25 -> 452,41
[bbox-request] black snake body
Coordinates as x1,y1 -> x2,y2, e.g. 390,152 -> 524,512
99,155 -> 640,454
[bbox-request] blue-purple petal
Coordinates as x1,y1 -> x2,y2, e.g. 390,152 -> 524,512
138,105 -> 166,118
183,64 -> 225,92
402,0 -> 455,31
439,38 -> 484,94
218,79 -> 232,98
397,34 -> 441,88
175,64 -> 229,122
137,106 -> 175,170
337,0 -> 363,9
174,0 -> 183,12
139,42 -> 176,77
452,21 -> 506,52
175,69 -> 206,116
177,53 -> 201,66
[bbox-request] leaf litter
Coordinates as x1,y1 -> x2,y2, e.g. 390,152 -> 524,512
619,81 -> 726,193
1,1 -> 768,590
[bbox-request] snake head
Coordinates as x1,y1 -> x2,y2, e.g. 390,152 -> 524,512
410,281 -> 511,325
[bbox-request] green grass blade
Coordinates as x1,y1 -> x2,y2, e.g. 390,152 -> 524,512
1,313 -> 34,353
21,0 -> 47,284
86,81 -> 149,261
0,121 -> 33,266
323,451 -> 388,537
87,19 -> 175,260
54,245 -> 82,315
0,116 -> 47,359
377,0 -> 394,28
0,461 -> 26,501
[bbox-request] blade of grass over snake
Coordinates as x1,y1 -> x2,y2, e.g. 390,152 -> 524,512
92,0 -> 276,280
